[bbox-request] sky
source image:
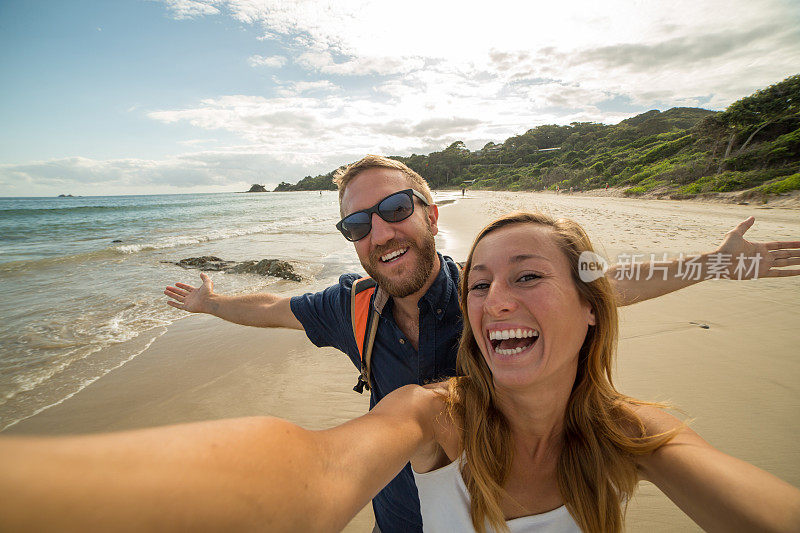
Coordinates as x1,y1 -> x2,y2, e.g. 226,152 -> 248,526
1,0 -> 798,197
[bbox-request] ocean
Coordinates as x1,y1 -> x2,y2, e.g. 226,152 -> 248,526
0,191 -> 378,430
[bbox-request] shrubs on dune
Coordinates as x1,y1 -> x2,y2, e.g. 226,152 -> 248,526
279,75 -> 800,201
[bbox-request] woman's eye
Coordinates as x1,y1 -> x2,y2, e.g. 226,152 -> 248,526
518,273 -> 540,283
469,282 -> 490,291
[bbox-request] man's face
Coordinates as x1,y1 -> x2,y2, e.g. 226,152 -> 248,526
340,168 -> 439,298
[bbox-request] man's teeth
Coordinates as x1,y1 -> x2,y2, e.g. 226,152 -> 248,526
488,329 -> 539,341
381,248 -> 408,262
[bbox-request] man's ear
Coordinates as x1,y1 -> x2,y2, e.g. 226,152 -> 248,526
427,204 -> 439,236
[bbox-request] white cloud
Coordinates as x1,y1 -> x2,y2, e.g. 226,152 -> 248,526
274,80 -> 341,97
178,139 -> 218,146
13,0 -> 798,194
159,0 -> 220,20
153,0 -> 798,124
0,150 -> 346,196
295,50 -> 425,76
247,54 -> 287,68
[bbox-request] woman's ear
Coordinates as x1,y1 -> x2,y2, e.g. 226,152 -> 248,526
586,305 -> 596,326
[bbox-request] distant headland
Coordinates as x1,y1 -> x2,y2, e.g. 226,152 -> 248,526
271,75 -> 799,204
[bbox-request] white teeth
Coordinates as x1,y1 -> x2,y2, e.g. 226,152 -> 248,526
381,248 -> 408,262
496,346 -> 526,355
488,328 -> 539,341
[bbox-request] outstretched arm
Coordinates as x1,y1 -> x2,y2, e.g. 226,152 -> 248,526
164,272 -> 303,329
610,217 -> 800,306
0,386 -> 438,532
636,407 -> 800,533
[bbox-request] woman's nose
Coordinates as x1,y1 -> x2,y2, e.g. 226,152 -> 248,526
483,280 -> 517,316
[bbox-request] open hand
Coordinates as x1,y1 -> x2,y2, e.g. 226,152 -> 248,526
715,217 -> 800,279
164,273 -> 214,313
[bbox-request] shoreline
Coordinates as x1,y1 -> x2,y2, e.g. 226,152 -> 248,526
4,190 -> 799,532
456,186 -> 800,209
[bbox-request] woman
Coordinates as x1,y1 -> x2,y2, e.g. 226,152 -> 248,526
1,212 -> 799,532
405,212 -> 800,532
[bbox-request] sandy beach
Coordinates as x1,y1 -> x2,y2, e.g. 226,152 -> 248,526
6,191 -> 800,532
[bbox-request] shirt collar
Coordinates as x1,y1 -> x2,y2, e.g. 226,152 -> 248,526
418,253 -> 457,320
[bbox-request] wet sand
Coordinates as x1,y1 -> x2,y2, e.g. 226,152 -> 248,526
7,191 -> 800,532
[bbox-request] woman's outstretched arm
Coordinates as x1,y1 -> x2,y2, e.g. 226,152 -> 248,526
0,385 -> 440,532
635,406 -> 800,533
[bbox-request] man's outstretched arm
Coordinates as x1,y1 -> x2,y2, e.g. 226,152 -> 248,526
164,272 -> 303,329
609,217 -> 800,306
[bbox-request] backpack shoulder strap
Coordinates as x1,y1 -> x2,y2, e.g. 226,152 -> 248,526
351,277 -> 377,357
350,277 -> 387,393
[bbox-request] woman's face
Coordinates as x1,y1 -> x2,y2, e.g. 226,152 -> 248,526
466,224 -> 595,390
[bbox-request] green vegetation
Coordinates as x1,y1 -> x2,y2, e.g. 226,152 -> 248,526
755,173 -> 800,195
276,75 -> 800,198
273,170 -> 337,191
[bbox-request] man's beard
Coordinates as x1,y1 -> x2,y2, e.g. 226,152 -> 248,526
363,228 -> 437,298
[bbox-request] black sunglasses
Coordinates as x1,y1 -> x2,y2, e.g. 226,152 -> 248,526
336,189 -> 430,242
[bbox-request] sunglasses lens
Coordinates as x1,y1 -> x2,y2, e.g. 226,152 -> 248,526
378,192 -> 414,222
339,212 -> 372,241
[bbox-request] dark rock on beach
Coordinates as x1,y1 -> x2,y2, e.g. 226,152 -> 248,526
225,259 -> 302,281
168,256 -> 301,281
175,256 -> 235,271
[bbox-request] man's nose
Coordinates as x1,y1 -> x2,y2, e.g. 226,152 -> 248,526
369,213 -> 396,245
484,280 -> 517,316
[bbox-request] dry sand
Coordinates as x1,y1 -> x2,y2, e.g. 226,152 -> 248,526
7,190 -> 800,532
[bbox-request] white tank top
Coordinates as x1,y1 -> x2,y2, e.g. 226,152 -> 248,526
412,458 -> 581,532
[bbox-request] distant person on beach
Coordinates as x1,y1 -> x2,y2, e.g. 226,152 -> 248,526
163,155 -> 800,532
4,212 -> 800,532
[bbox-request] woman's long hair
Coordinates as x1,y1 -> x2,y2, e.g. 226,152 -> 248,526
446,212 -> 677,533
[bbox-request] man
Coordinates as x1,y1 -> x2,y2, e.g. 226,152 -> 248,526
165,155 -> 800,532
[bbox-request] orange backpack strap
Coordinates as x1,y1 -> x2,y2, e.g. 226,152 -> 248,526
350,261 -> 462,394
351,277 -> 384,393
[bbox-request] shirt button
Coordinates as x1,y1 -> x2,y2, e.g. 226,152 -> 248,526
399,339 -> 405,344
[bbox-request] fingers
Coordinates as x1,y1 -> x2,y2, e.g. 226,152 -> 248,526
771,257 -> 800,267
174,282 -> 195,291
763,269 -> 800,278
164,288 -> 185,301
165,286 -> 188,297
166,300 -> 184,309
200,272 -> 210,284
765,241 -> 800,251
731,216 -> 755,236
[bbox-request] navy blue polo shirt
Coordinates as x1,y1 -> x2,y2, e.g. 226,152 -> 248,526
290,254 -> 463,532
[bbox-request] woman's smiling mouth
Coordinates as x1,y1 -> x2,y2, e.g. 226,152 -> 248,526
487,328 -> 539,356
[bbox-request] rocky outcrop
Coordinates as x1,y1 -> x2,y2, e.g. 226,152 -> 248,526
247,184 -> 268,193
169,256 -> 301,281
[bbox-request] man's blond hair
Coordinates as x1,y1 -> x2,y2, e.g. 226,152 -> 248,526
332,155 -> 433,215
